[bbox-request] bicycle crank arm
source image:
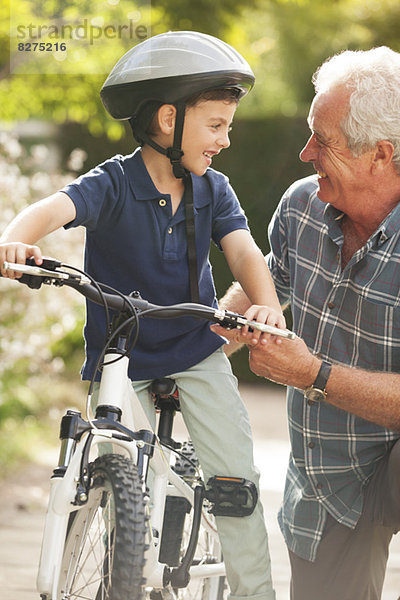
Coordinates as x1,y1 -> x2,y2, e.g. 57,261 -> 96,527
164,484 -> 204,588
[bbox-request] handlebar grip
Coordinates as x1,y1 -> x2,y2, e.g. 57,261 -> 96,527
19,273 -> 43,289
1,257 -> 62,289
0,271 -> 41,288
0,267 -> 41,288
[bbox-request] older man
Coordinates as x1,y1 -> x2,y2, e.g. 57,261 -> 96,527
213,47 -> 400,599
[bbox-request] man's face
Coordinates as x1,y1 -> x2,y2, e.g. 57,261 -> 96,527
299,86 -> 374,214
180,100 -> 236,176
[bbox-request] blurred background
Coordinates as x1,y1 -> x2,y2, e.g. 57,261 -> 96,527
1,0 -> 400,473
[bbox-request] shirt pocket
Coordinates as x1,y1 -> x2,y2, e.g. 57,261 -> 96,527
350,296 -> 400,371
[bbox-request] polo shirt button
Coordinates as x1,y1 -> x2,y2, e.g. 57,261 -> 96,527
316,482 -> 323,489
328,301 -> 336,309
168,227 -> 173,234
308,441 -> 315,449
159,199 -> 166,207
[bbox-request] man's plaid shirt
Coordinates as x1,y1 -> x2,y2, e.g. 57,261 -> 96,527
267,175 -> 400,561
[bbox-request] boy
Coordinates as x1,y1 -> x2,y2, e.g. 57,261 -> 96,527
0,32 -> 282,600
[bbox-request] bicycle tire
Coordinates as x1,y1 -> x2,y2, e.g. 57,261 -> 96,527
57,453 -> 147,600
160,441 -> 227,600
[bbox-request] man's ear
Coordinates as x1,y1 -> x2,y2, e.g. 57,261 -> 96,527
372,140 -> 395,172
157,104 -> 176,135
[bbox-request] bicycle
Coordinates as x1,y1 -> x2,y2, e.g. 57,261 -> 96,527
2,257 -> 295,600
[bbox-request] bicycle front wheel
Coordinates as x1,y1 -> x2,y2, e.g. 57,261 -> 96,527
57,453 -> 147,600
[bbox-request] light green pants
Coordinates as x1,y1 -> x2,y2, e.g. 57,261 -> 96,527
132,348 -> 275,600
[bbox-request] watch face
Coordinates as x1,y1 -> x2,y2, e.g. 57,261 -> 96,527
305,388 -> 326,402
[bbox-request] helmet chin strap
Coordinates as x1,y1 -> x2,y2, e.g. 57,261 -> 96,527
129,101 -> 200,303
167,100 -> 186,179
128,101 -> 186,177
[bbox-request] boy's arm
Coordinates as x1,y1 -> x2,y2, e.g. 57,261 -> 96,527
0,192 -> 76,277
221,229 -> 282,311
212,280 -> 252,355
220,229 -> 285,342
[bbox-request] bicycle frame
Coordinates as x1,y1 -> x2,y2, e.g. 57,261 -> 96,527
36,350 -> 225,599
1,258 -> 294,599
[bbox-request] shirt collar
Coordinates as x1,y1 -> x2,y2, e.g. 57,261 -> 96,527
124,147 -> 211,209
125,148 -> 165,201
323,203 -> 344,245
375,201 -> 400,244
323,201 -> 400,246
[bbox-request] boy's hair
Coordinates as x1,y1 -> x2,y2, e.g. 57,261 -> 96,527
185,87 -> 241,107
143,88 -> 240,140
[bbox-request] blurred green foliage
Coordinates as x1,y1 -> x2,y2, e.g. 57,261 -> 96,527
0,133 -> 86,474
2,0 -> 400,132
150,0 -> 261,35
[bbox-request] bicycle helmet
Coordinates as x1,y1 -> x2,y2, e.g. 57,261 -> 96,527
100,31 -> 254,175
101,30 -> 254,118
100,31 -> 255,303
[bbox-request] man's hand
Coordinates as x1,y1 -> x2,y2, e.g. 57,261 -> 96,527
248,334 -> 320,389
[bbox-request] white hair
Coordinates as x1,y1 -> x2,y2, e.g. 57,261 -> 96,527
313,46 -> 400,171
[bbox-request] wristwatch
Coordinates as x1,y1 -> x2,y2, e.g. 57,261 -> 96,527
304,360 -> 332,402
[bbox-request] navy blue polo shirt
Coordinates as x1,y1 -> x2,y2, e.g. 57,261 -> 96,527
62,148 -> 248,381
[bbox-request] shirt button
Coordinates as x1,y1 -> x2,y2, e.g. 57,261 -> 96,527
316,482 -> 323,489
168,227 -> 173,234
307,399 -> 315,406
159,199 -> 166,207
328,301 -> 336,309
308,441 -> 315,449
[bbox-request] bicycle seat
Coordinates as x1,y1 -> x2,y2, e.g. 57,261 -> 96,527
151,378 -> 177,396
151,378 -> 181,412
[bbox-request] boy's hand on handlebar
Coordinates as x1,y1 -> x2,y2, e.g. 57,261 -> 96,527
0,242 -> 43,278
243,305 -> 286,345
210,305 -> 287,347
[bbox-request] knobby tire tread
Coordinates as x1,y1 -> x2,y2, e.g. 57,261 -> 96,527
59,453 -> 147,600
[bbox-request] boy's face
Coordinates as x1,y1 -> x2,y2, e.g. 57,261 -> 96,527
180,100 -> 237,176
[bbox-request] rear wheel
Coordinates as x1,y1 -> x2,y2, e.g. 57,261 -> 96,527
57,453 -> 147,600
159,441 -> 227,600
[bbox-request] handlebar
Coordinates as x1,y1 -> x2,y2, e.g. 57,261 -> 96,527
1,258 -> 296,340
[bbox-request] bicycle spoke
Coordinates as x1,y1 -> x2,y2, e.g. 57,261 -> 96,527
67,505 -> 113,598
57,455 -> 146,600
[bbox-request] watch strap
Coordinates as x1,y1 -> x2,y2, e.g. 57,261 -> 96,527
313,360 -> 332,392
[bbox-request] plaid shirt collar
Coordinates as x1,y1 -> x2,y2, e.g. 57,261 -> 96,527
324,198 -> 400,245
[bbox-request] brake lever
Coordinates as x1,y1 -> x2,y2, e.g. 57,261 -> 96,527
3,262 -> 70,280
3,261 -> 91,286
247,321 -> 296,339
214,309 -> 296,340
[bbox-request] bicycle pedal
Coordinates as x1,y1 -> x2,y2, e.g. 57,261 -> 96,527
205,475 -> 258,517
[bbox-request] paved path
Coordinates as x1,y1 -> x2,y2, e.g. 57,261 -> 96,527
0,384 -> 399,599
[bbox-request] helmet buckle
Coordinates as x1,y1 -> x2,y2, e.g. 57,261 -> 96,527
166,147 -> 184,162
167,147 -> 185,179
